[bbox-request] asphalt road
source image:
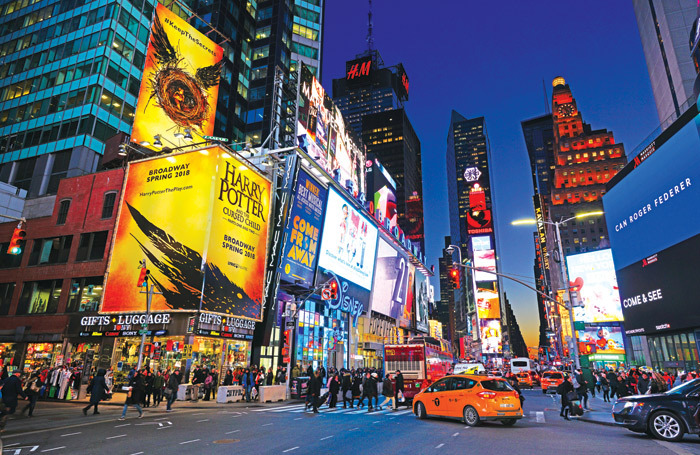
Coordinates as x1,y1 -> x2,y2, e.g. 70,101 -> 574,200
2,390 -> 700,454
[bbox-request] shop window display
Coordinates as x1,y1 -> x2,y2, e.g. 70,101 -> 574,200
24,343 -> 61,372
0,343 -> 17,372
67,277 -> 104,312
295,300 -> 347,373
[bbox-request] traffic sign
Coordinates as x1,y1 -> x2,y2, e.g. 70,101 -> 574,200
138,330 -> 149,335
202,135 -> 229,142
321,288 -> 332,300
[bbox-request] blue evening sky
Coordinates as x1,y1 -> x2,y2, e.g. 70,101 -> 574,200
321,1 -> 660,347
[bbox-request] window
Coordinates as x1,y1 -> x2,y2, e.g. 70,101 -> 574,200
480,380 -> 513,392
75,231 -> 108,261
48,151 -> 71,195
67,276 -> 103,312
252,45 -> 269,60
57,199 -> 71,224
101,192 -> 117,219
0,283 -> 15,315
450,377 -> 476,390
16,279 -> 62,315
428,378 -> 449,393
28,236 -> 73,265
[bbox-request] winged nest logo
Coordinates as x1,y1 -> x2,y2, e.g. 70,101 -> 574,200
145,10 -> 223,134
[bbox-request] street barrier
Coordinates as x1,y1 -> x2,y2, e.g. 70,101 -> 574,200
217,385 -> 244,403
176,384 -> 203,401
260,385 -> 286,402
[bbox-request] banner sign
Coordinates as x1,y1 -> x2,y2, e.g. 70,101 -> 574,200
414,271 -> 430,333
317,266 -> 370,325
131,3 -> 224,149
279,169 -> 327,287
101,146 -> 271,321
369,238 -> 410,320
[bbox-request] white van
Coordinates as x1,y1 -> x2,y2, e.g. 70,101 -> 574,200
453,363 -> 486,375
510,357 -> 533,374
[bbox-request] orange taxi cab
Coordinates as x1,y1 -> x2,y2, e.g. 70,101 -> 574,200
413,374 -> 523,426
540,370 -> 565,394
515,372 -> 534,388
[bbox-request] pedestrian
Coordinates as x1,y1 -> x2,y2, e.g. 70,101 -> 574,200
328,373 -> 340,408
274,366 -> 283,385
242,368 -> 254,403
0,370 -> 27,430
637,372 -> 650,395
394,369 -> 405,408
143,369 -> 153,407
266,368 -> 274,386
21,371 -> 42,417
308,370 -> 321,413
120,370 -> 145,420
83,368 -> 109,416
291,364 -> 300,384
350,373 -> 362,408
600,373 -> 610,402
223,369 -> 234,386
152,370 -> 164,407
165,368 -> 181,412
574,368 -> 589,410
203,369 -> 213,401
556,374 -> 575,421
379,374 -> 395,410
607,370 -> 618,400
341,369 -> 352,408
616,374 -> 629,398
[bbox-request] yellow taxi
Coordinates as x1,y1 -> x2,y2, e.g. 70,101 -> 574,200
540,370 -> 565,394
413,374 -> 523,426
515,372 -> 534,388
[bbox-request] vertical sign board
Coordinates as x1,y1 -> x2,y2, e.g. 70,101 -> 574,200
101,146 -> 271,322
131,4 -> 224,149
414,271 -> 430,333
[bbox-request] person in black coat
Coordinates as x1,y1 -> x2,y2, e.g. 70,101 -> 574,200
556,375 -> 575,420
120,370 -> 145,420
21,371 -> 43,417
328,373 -> 340,408
350,374 -> 362,408
0,370 -> 27,430
83,369 -> 109,416
223,369 -> 234,386
308,371 -> 321,413
394,370 -> 405,408
341,370 -> 352,408
166,369 -> 181,412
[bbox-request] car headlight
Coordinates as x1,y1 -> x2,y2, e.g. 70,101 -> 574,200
623,401 -> 644,410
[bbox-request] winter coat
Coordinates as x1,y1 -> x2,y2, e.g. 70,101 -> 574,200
291,366 -> 300,380
637,377 -> 650,394
556,380 -> 574,403
351,377 -> 362,396
242,372 -> 254,389
167,372 -> 181,392
125,374 -> 145,405
382,378 -> 394,397
329,377 -> 340,395
341,373 -> 352,391
24,376 -> 43,397
152,375 -> 165,390
308,375 -> 321,397
266,371 -> 274,386
223,372 -> 233,386
395,373 -> 405,392
363,377 -> 378,396
89,369 -> 110,404
0,375 -> 26,406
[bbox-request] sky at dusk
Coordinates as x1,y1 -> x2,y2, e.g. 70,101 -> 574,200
321,1 -> 661,348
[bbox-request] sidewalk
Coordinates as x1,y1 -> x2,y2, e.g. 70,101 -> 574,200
576,390 -> 615,426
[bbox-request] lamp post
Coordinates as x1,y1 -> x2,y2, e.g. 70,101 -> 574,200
511,210 -> 604,370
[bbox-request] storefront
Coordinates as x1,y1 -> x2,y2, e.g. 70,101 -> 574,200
585,353 -> 626,371
645,330 -> 700,373
356,315 -> 395,370
23,343 -> 62,372
0,343 -> 17,372
294,299 -> 348,373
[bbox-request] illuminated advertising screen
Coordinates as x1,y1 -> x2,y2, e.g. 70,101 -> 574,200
366,157 -> 397,229
480,319 -> 502,354
346,56 -> 373,85
475,282 -> 500,320
399,263 -> 416,329
297,65 -> 364,196
471,236 -> 491,251
473,249 -> 496,282
577,325 -> 625,355
317,187 -> 378,290
102,147 -> 271,320
603,111 -> 700,334
369,238 -> 410,320
131,4 -> 223,150
565,249 -> 623,323
414,271 -> 430,333
316,266 -> 370,325
279,169 -> 327,287
467,184 -> 492,234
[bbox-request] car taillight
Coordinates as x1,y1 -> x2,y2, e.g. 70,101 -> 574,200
477,391 -> 497,399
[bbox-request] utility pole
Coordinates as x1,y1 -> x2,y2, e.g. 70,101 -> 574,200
136,261 -> 163,371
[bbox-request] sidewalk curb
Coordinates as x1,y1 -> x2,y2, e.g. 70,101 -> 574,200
577,416 -> 617,427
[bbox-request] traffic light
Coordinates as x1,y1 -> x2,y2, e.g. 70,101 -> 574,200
137,267 -> 149,287
7,224 -> 26,255
329,280 -> 338,299
449,267 -> 460,289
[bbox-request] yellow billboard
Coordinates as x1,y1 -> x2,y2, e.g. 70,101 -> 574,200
131,3 -> 223,149
101,146 -> 271,321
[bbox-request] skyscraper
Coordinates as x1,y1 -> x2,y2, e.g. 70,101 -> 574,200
633,0 -> 697,123
550,77 -> 627,257
521,114 -> 555,203
0,0 -> 162,196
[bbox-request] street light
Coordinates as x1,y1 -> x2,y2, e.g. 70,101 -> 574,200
510,210 -> 604,369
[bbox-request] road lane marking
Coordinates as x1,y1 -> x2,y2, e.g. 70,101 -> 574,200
156,426 -> 172,430
436,444 -> 444,449
320,435 -> 334,440
394,410 -> 412,415
60,432 -> 81,437
226,430 -> 240,434
191,412 -> 206,416
452,432 -> 459,437
179,439 -> 200,445
130,452 -> 144,455
255,405 -> 302,412
349,427 -> 359,431
154,417 -> 170,421
114,424 -> 131,428
196,419 -> 209,423
294,417 -> 303,420
41,447 -> 65,453
262,423 -> 273,426
282,447 -> 299,453
106,434 -> 126,440
536,411 -> 545,423
373,421 -> 380,424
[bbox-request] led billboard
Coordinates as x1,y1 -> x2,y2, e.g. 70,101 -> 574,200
131,4 -> 223,149
297,65 -> 364,196
603,110 -> 700,334
279,169 -> 327,287
414,271 -> 430,333
475,282 -> 500,320
480,319 -> 502,354
565,249 -> 623,323
102,146 -> 271,320
369,238 -> 411,320
577,325 -> 625,355
471,236 -> 491,252
467,184 -> 493,234
366,157 -> 397,229
317,187 -> 378,291
473,249 -> 496,282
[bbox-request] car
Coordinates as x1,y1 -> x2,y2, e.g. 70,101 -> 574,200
413,374 -> 523,426
541,370 -> 565,394
515,372 -> 534,388
453,363 -> 486,375
612,378 -> 700,442
529,370 -> 541,385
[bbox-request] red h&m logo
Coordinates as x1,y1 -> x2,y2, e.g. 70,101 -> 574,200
401,72 -> 409,95
347,60 -> 371,80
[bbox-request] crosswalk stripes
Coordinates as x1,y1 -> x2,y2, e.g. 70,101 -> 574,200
528,411 -> 545,423
253,404 -> 416,418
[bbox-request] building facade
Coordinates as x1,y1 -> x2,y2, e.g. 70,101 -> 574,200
633,0 -> 697,124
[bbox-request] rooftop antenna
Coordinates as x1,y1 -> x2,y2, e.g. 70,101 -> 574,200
542,79 -> 550,114
367,0 -> 374,52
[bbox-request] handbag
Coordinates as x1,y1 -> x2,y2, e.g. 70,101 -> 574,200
397,390 -> 405,403
164,388 -> 172,398
566,391 -> 578,402
29,379 -> 40,393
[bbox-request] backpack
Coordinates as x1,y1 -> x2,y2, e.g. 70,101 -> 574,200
205,375 -> 213,387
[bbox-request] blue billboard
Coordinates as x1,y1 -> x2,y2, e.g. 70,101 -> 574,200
279,169 -> 327,287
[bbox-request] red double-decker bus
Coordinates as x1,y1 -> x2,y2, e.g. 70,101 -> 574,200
384,336 -> 453,400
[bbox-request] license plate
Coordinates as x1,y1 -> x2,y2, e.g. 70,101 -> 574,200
501,403 -> 515,408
